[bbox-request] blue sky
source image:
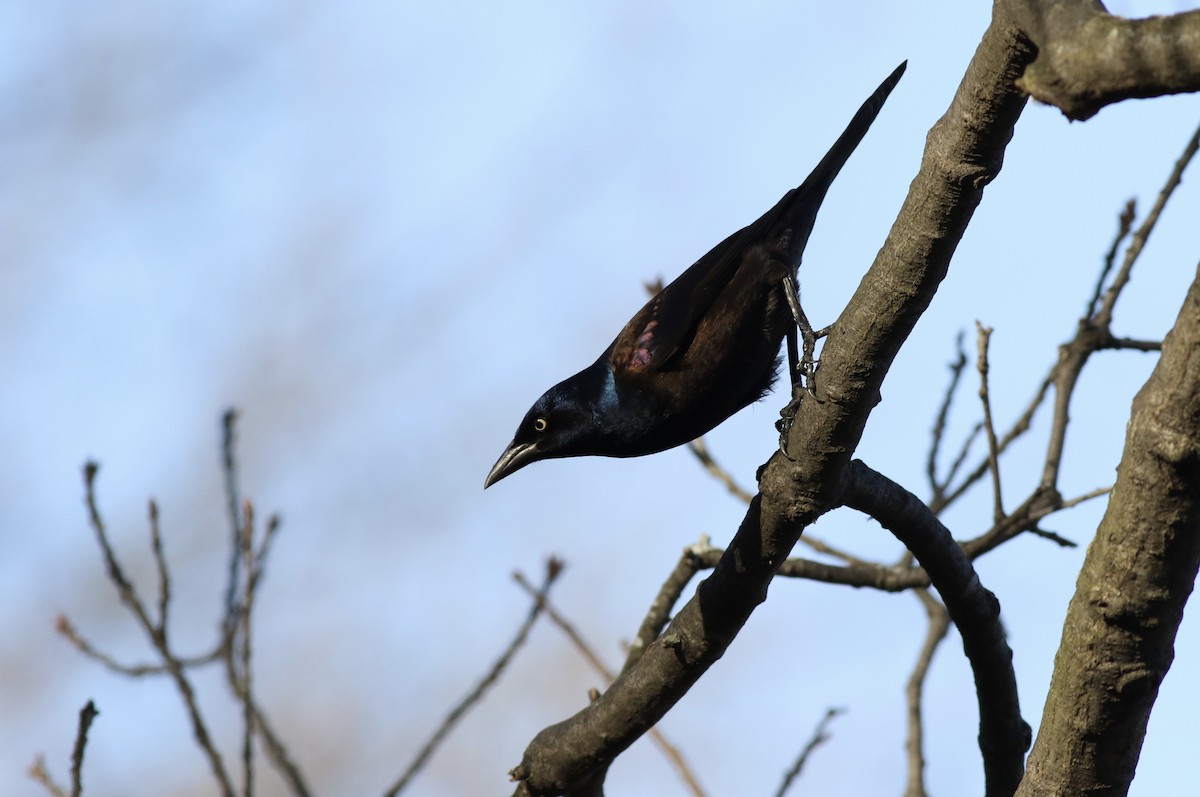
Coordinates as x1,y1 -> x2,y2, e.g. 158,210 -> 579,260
3,2 -> 1199,795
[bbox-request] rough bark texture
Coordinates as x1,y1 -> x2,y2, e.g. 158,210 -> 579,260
1016,263 -> 1200,796
1005,0 -> 1200,120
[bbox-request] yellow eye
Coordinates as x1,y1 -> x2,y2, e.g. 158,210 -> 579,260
533,417 -> 548,432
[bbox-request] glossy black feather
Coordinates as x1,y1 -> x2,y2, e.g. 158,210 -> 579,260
486,62 -> 905,488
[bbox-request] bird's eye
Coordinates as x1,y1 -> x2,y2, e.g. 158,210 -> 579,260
533,417 -> 548,432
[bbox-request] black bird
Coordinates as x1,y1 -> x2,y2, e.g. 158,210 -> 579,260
486,62 -> 905,488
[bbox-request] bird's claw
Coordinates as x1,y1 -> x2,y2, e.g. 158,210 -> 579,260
776,388 -> 803,458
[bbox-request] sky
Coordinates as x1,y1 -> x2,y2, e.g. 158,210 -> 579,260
3,2 -> 1200,796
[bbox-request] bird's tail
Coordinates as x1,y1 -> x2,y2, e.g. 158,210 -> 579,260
772,60 -> 907,264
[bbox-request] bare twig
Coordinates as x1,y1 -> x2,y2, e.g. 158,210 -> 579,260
1026,527 -> 1077,548
774,707 -> 843,797
513,572 -> 708,797
81,464 -> 235,797
28,701 -> 100,797
975,323 -> 1005,523
1085,199 -> 1136,320
69,701 -> 99,797
1061,485 -> 1112,510
624,537 -> 713,672
934,372 -> 1053,513
941,422 -> 983,503
688,438 -> 754,503
28,756 -> 68,797
217,418 -> 310,796
249,705 -> 310,797
939,121 -> 1194,515
927,331 -> 968,499
513,570 -> 612,680
1093,121 -> 1200,330
56,614 -> 222,675
688,438 -> 864,564
1101,336 -> 1162,352
239,501 -> 256,797
1039,122 -> 1200,493
250,513 -> 283,592
149,500 -> 170,631
222,409 -> 245,622
384,558 -> 564,797
904,591 -> 950,797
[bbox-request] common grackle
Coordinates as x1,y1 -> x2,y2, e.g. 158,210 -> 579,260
486,62 -> 905,488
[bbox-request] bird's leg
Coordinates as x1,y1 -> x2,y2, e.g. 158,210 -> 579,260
775,323 -> 803,456
775,272 -> 827,455
780,273 -> 820,391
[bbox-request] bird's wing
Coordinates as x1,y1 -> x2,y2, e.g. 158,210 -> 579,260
610,61 -> 906,375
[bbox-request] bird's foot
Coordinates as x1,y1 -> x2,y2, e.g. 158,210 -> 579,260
776,390 -> 803,458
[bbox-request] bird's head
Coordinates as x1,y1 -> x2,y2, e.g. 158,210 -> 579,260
485,369 -> 611,488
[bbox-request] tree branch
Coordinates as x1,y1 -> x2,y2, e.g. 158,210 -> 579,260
1005,0 -> 1200,120
843,461 -> 1030,796
387,558 -> 563,797
1016,259 -> 1200,795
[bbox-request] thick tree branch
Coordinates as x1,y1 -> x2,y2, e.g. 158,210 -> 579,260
1016,260 -> 1200,795
844,462 -> 1031,797
1004,0 -> 1200,120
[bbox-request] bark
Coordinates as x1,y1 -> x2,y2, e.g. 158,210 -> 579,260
1003,0 -> 1200,120
1016,263 -> 1200,796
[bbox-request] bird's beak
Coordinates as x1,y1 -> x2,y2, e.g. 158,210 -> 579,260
484,440 -> 540,488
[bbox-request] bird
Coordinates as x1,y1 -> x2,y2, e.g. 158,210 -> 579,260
486,62 -> 905,488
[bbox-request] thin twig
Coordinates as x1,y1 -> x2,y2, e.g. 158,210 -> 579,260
975,323 -> 1005,523
941,423 -> 983,501
239,501 -> 256,797
69,701 -> 99,797
927,331 -> 968,499
774,707 -> 843,797
249,704 -> 311,797
688,438 -> 754,504
28,756 -> 68,797
56,614 -> 223,675
624,538 -> 712,672
1093,121 -> 1200,330
1085,199 -> 1136,319
81,464 -> 235,797
1061,485 -> 1113,510
1035,124 -> 1199,494
688,438 -> 862,563
1026,527 -> 1077,548
513,572 -> 708,797
384,558 -> 564,797
1101,336 -> 1162,352
83,463 -> 146,619
798,533 -> 879,568
934,372 -> 1054,513
149,501 -> 170,631
28,701 -> 100,797
513,570 -> 612,679
222,409 -> 245,622
903,591 -> 950,797
250,514 -> 283,593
